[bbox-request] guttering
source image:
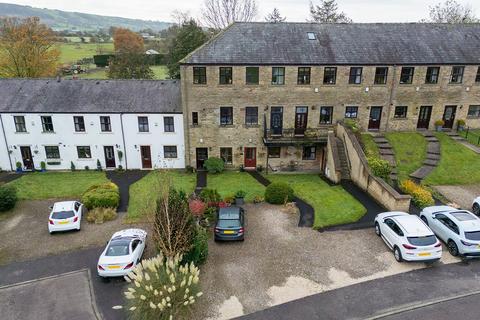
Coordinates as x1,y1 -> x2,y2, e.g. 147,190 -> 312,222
0,114 -> 13,171
119,113 -> 128,169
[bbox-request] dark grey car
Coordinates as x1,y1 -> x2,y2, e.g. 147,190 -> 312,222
214,207 -> 245,241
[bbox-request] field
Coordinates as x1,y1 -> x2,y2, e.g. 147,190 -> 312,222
58,43 -> 114,64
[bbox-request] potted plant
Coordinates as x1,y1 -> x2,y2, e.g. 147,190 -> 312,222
117,150 -> 123,163
235,190 -> 246,205
457,119 -> 466,131
40,161 -> 46,172
15,161 -> 22,173
434,120 -> 445,132
96,159 -> 102,171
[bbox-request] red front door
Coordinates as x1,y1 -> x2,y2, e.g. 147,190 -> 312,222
244,147 -> 256,168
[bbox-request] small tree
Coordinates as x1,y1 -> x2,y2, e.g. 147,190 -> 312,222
309,0 -> 352,23
265,8 -> 286,23
108,52 -> 154,79
422,0 -> 479,23
202,0 -> 258,29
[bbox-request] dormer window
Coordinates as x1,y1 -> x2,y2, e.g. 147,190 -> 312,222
307,32 -> 316,40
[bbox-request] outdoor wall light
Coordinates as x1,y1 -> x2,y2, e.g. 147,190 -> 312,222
200,138 -> 204,143
365,87 -> 369,92
90,121 -> 94,126
249,138 -> 252,143
416,87 -> 420,92
466,87 -> 470,92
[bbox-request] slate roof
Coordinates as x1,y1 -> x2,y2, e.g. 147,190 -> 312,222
182,22 -> 480,65
0,79 -> 182,113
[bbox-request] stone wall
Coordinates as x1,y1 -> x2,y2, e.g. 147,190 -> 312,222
325,132 -> 342,183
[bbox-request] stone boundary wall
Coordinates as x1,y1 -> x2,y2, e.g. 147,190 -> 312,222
325,131 -> 342,183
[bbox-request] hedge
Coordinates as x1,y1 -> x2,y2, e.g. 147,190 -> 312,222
81,182 -> 120,209
265,182 -> 294,205
0,184 -> 17,212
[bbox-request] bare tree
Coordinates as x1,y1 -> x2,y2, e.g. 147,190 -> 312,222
423,0 -> 479,23
171,9 -> 195,26
202,0 -> 258,29
265,8 -> 286,23
309,0 -> 352,23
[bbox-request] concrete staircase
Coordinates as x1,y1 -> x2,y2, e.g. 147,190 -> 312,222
336,138 -> 351,181
409,132 -> 440,182
373,135 -> 398,182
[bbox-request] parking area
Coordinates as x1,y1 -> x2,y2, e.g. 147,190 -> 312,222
434,184 -> 480,209
195,203 -> 460,320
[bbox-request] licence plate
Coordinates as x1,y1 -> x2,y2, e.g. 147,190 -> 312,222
58,221 -> 69,225
224,230 -> 235,234
418,252 -> 431,257
108,265 -> 120,269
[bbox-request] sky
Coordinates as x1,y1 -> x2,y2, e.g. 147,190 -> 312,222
3,0 -> 480,23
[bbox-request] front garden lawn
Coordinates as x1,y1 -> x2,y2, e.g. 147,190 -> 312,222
360,134 -> 380,158
127,170 -> 196,222
266,174 -> 366,229
8,171 -> 109,200
385,132 -> 427,182
207,171 -> 265,203
459,129 -> 480,147
424,133 -> 480,185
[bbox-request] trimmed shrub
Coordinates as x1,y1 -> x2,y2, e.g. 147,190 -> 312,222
0,184 -> 17,212
253,195 -> 264,204
70,161 -> 76,171
400,180 -> 435,208
183,227 -> 209,265
203,157 -> 224,173
81,182 -> 120,209
265,182 -> 294,205
86,207 -> 117,224
223,195 -> 235,205
199,188 -> 221,204
367,156 -> 392,181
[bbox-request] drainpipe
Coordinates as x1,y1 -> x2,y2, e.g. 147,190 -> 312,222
119,113 -> 128,169
385,65 -> 398,132
0,114 -> 13,171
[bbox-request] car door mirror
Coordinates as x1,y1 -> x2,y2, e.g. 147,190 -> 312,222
432,215 -> 437,220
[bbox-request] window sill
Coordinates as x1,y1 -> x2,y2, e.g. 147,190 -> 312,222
164,157 -> 178,160
218,84 -> 233,86
77,158 -> 93,161
193,84 -> 208,86
163,131 -> 176,134
302,159 -> 317,161
74,131 -> 87,134
219,125 -> 234,128
392,117 -> 408,121
42,131 -> 55,134
244,124 -> 259,128
466,116 -> 480,119
137,131 -> 151,134
448,83 -> 464,86
100,131 -> 113,134
246,83 -> 259,86
14,131 -> 29,134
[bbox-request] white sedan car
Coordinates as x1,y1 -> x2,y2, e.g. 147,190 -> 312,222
97,229 -> 147,278
48,201 -> 84,234
420,206 -> 480,257
374,211 -> 442,262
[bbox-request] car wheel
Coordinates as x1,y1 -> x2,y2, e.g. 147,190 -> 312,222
394,246 -> 403,262
420,216 -> 428,226
473,203 -> 480,216
375,222 -> 381,236
447,240 -> 459,257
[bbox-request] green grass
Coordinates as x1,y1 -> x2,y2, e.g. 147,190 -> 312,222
127,170 -> 196,222
207,171 -> 266,203
58,43 -> 114,64
8,171 -> 109,200
425,133 -> 480,185
385,132 -> 427,182
360,134 -> 380,158
267,174 -> 366,229
459,129 -> 480,146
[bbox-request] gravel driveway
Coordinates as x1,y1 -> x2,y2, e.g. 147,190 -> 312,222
195,203 -> 460,320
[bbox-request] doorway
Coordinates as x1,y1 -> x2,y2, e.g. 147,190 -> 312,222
417,106 -> 432,130
270,107 -> 283,135
103,146 -> 116,168
294,107 -> 308,136
368,107 -> 382,130
244,147 -> 257,168
20,146 -> 34,170
140,146 -> 152,169
196,148 -> 208,169
443,105 -> 457,129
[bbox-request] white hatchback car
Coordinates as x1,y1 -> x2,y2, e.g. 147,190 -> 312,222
374,211 -> 442,262
97,229 -> 147,278
48,201 -> 84,234
420,206 -> 480,257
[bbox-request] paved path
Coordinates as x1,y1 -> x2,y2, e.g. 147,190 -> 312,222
0,172 -> 21,184
410,132 -> 440,182
106,170 -> 148,212
446,131 -> 480,154
195,170 -> 207,195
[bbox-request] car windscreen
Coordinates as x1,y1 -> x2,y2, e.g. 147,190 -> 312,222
51,210 -> 75,219
217,219 -> 241,228
407,235 -> 437,246
465,231 -> 480,241
106,240 -> 130,256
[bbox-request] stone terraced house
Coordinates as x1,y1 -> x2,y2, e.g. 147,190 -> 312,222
180,22 -> 480,172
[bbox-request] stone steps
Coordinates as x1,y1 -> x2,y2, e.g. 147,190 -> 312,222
379,149 -> 394,155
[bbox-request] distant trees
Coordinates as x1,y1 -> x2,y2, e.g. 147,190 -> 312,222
309,0 -> 352,23
112,27 -> 144,53
202,0 -> 258,29
265,8 -> 286,23
0,17 -> 60,78
422,0 -> 479,23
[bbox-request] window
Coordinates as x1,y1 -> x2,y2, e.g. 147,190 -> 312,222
436,214 -> 459,234
374,67 -> 388,84
77,146 -> 92,159
246,67 -> 259,85
320,106 -> 333,124
245,107 -> 258,125
220,147 -> 233,164
425,67 -> 440,84
476,67 -> 480,83
450,66 -> 464,83
400,67 -> 414,84
323,67 -> 337,84
345,106 -> 358,118
73,116 -> 85,132
138,116 -> 149,132
394,106 -> 408,118
14,116 -> 26,132
192,112 -> 199,125
220,107 -> 233,125
268,147 -> 281,158
307,32 -> 316,40
100,116 -> 111,132
297,67 -> 311,85
302,146 -> 316,160
164,146 -> 177,158
193,67 -> 206,84
468,105 -> 480,118
219,67 -> 233,85
41,116 -> 54,132
349,67 -> 362,84
271,67 -> 285,85
45,146 -> 60,159
164,116 -> 174,132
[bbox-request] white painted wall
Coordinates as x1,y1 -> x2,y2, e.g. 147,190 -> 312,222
0,113 -> 185,171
